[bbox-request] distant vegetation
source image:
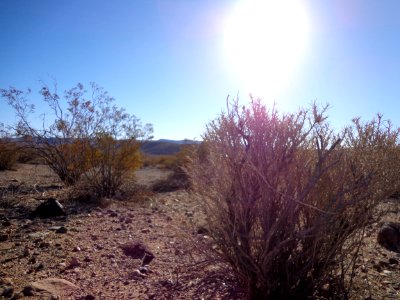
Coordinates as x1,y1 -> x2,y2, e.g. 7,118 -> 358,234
140,139 -> 199,156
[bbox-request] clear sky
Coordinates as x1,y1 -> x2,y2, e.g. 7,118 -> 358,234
1,0 -> 399,140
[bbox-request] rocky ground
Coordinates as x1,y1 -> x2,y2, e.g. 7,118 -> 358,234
0,164 -> 399,299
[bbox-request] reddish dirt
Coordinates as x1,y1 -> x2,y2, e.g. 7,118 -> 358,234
0,164 -> 399,299
0,164 -> 240,299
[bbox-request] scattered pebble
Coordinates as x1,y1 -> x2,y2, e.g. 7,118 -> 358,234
68,257 -> 81,269
2,220 -> 12,227
389,258 -> 398,265
0,233 -> 9,242
1,286 -> 14,298
22,285 -> 35,296
55,226 -> 68,234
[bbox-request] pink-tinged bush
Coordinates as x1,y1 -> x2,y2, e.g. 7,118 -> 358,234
189,98 -> 400,299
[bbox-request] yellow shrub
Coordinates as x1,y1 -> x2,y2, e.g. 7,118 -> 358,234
83,134 -> 142,197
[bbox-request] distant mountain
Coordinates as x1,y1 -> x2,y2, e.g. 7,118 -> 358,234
9,136 -> 200,156
157,139 -> 201,145
140,139 -> 200,155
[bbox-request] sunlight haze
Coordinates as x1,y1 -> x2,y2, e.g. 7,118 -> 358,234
1,0 -> 399,139
223,0 -> 311,101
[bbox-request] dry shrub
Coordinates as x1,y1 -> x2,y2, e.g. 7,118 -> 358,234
82,134 -> 142,198
0,140 -> 18,170
16,146 -> 39,163
189,98 -> 400,299
42,139 -> 94,185
1,82 -> 152,188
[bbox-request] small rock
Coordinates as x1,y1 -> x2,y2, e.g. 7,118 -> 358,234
159,279 -> 173,287
68,257 -> 81,269
360,265 -> 367,273
31,198 -> 66,219
142,252 -> 154,266
197,227 -> 208,235
84,295 -> 95,300
139,265 -> 149,274
377,222 -> 400,251
35,263 -> 45,271
321,283 -> 330,292
30,278 -> 78,298
55,226 -> 67,234
379,260 -> 389,268
34,237 -> 44,244
49,226 -> 62,231
121,242 -> 152,260
1,286 -> 14,298
389,258 -> 399,265
28,257 -> 37,264
22,285 -> 35,296
73,246 -> 82,252
21,223 -> 31,229
0,233 -> 9,242
83,256 -> 92,262
2,220 -> 12,227
185,211 -> 194,218
141,229 -> 150,234
373,263 -> 382,272
109,211 -> 118,218
128,270 -> 145,280
39,241 -> 50,248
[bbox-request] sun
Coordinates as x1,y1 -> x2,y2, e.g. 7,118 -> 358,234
223,0 -> 311,100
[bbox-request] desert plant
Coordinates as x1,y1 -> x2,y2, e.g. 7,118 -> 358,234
82,133 -> 142,197
0,82 -> 153,188
0,139 -> 18,171
188,97 -> 399,299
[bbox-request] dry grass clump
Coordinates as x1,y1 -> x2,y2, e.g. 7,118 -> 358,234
189,98 -> 400,299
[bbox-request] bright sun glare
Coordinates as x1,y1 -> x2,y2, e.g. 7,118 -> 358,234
224,0 -> 311,100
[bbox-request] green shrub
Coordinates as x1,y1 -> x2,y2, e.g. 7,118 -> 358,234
189,98 -> 399,299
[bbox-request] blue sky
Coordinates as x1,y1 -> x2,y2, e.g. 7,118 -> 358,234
1,0 -> 399,140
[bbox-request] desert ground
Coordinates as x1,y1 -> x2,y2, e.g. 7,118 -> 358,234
0,163 -> 399,299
